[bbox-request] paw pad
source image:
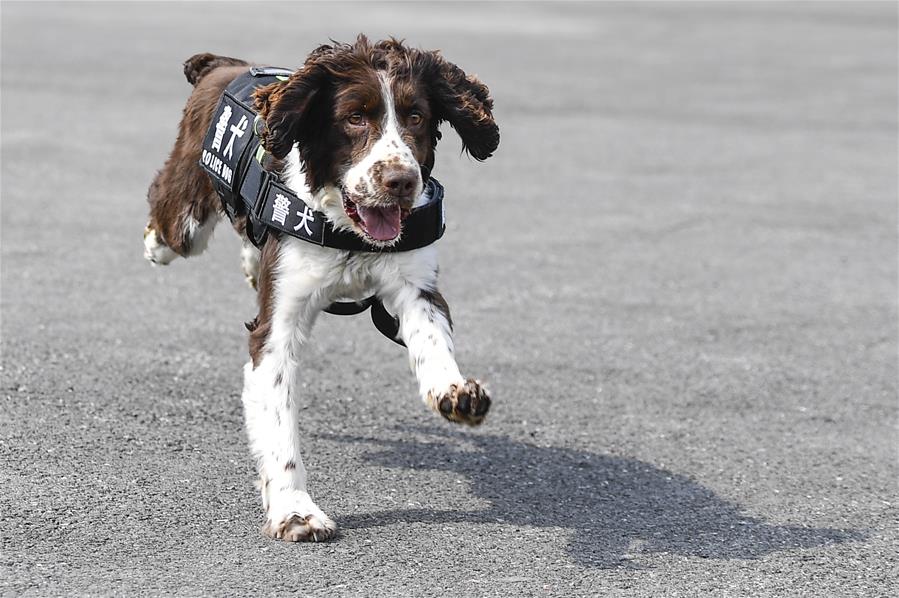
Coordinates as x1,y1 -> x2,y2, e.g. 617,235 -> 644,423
431,379 -> 491,426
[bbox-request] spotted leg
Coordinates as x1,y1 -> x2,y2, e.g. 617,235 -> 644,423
384,281 -> 491,425
241,241 -> 336,541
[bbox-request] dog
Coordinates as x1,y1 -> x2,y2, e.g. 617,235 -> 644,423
142,36 -> 499,541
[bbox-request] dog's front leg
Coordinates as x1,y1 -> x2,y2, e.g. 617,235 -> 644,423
386,284 -> 491,425
241,245 -> 336,541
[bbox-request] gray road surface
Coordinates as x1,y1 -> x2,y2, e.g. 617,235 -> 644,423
1,2 -> 897,597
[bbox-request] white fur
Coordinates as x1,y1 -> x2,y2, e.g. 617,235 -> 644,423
143,227 -> 178,265
382,279 -> 465,405
240,240 -> 261,288
143,214 -> 218,266
184,214 -> 218,255
341,73 -> 423,202
241,280 -> 336,538
239,135 -> 470,538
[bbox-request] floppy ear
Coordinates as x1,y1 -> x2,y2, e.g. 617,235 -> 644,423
253,54 -> 333,160
416,50 -> 500,161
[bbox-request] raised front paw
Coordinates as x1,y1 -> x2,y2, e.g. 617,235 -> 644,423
429,379 -> 491,426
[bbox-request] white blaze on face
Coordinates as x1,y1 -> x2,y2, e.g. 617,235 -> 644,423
342,72 -> 422,201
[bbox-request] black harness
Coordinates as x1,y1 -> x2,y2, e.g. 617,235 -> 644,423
199,67 -> 447,345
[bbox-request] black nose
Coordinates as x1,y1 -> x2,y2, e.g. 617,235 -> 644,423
382,168 -> 417,198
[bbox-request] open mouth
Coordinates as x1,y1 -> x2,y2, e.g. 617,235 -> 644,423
343,196 -> 410,242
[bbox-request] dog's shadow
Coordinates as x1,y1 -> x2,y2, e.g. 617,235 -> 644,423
322,429 -> 860,568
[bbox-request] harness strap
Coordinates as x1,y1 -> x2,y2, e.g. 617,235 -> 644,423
324,297 -> 405,346
322,298 -> 374,316
370,299 -> 404,346
239,151 -> 446,252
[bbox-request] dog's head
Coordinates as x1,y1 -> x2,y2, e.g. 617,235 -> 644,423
254,36 -> 499,245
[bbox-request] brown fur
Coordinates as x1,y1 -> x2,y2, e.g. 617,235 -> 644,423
421,288 -> 452,331
248,238 -> 279,367
183,53 -> 249,87
255,35 -> 498,192
146,64 -> 251,254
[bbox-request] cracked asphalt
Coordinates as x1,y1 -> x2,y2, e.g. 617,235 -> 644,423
1,2 -> 897,597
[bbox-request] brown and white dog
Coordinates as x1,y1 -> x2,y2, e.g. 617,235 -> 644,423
143,36 -> 499,541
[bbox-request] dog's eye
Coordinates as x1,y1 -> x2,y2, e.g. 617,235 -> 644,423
408,111 -> 423,126
348,112 -> 365,126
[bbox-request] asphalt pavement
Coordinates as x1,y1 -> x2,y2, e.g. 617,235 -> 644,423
1,2 -> 897,597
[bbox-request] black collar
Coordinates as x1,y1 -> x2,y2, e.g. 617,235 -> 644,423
241,152 -> 446,251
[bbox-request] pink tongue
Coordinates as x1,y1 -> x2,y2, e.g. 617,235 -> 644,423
358,204 -> 402,241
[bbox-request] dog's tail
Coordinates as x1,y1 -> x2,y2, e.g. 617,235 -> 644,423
183,53 -> 249,86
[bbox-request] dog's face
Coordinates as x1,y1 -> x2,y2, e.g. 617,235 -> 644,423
255,36 -> 499,244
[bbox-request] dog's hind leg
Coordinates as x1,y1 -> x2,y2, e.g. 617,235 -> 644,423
143,60 -> 250,266
144,160 -> 221,265
241,239 -> 338,542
